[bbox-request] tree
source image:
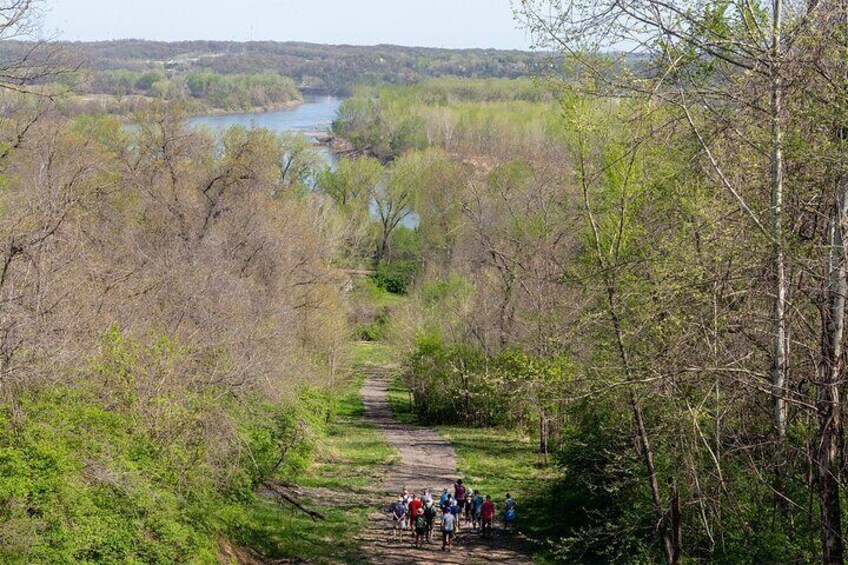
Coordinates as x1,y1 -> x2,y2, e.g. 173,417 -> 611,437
277,131 -> 324,196
373,153 -> 418,264
520,0 -> 848,561
0,1 -> 67,94
317,155 -> 383,210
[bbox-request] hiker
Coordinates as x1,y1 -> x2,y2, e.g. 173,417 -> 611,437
449,496 -> 461,533
414,507 -> 428,548
408,493 -> 423,531
472,491 -> 485,530
454,479 -> 467,514
424,498 -> 438,543
401,490 -> 412,531
439,488 -> 450,510
390,495 -> 408,540
481,495 -> 495,537
463,492 -> 474,525
504,493 -> 517,531
441,507 -> 456,552
423,489 -> 433,505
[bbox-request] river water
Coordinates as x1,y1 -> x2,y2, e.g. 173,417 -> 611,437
187,95 -> 344,166
187,95 -> 342,137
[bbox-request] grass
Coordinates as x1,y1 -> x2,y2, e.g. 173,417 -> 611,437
350,278 -> 406,341
242,348 -> 397,563
356,277 -> 407,310
298,365 -> 397,491
350,340 -> 396,368
385,372 -> 416,426
239,498 -> 372,564
437,426 -> 556,528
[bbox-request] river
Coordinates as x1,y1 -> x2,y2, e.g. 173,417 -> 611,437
187,95 -> 344,166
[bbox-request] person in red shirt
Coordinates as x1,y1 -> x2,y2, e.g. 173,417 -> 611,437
480,495 -> 496,538
407,493 -> 424,532
454,479 -> 467,514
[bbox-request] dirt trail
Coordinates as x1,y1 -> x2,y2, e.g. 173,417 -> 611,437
356,366 -> 533,565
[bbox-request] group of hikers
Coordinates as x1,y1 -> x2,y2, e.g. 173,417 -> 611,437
388,479 -> 518,552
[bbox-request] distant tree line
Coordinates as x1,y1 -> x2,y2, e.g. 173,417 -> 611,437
0,39 -> 558,95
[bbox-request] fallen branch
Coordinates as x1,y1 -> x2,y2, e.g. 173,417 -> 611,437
262,481 -> 326,522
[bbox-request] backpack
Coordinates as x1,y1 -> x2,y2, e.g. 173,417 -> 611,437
425,505 -> 437,520
415,515 -> 427,530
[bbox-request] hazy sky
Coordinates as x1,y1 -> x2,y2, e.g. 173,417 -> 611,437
41,0 -> 532,50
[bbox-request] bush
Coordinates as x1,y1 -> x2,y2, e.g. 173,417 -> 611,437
406,334 -> 508,426
371,259 -> 419,295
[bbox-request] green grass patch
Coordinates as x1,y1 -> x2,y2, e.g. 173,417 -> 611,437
352,277 -> 406,310
350,340 -> 396,367
440,426 -> 559,561
350,278 -> 406,341
237,498 -> 371,565
437,425 -> 556,512
298,370 -> 397,491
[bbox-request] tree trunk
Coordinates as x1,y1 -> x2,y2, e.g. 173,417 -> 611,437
770,0 -> 788,473
817,162 -> 848,565
539,412 -> 549,464
669,479 -> 683,565
609,285 -> 676,565
581,163 -> 677,563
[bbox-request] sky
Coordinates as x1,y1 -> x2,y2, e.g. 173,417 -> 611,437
41,0 -> 533,50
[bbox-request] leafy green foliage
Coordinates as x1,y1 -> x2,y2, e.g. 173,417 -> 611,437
0,328 -> 337,564
404,334 -> 573,429
371,259 -> 419,295
79,68 -> 302,113
317,156 -> 383,211
332,79 -> 556,159
42,40 -> 547,96
185,71 -> 300,111
234,365 -> 395,564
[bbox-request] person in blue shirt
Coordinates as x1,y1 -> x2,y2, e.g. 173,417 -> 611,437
472,492 -> 485,530
503,493 -> 518,531
389,495 -> 407,540
439,488 -> 450,510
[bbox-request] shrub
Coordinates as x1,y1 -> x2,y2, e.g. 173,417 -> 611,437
371,259 -> 419,295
